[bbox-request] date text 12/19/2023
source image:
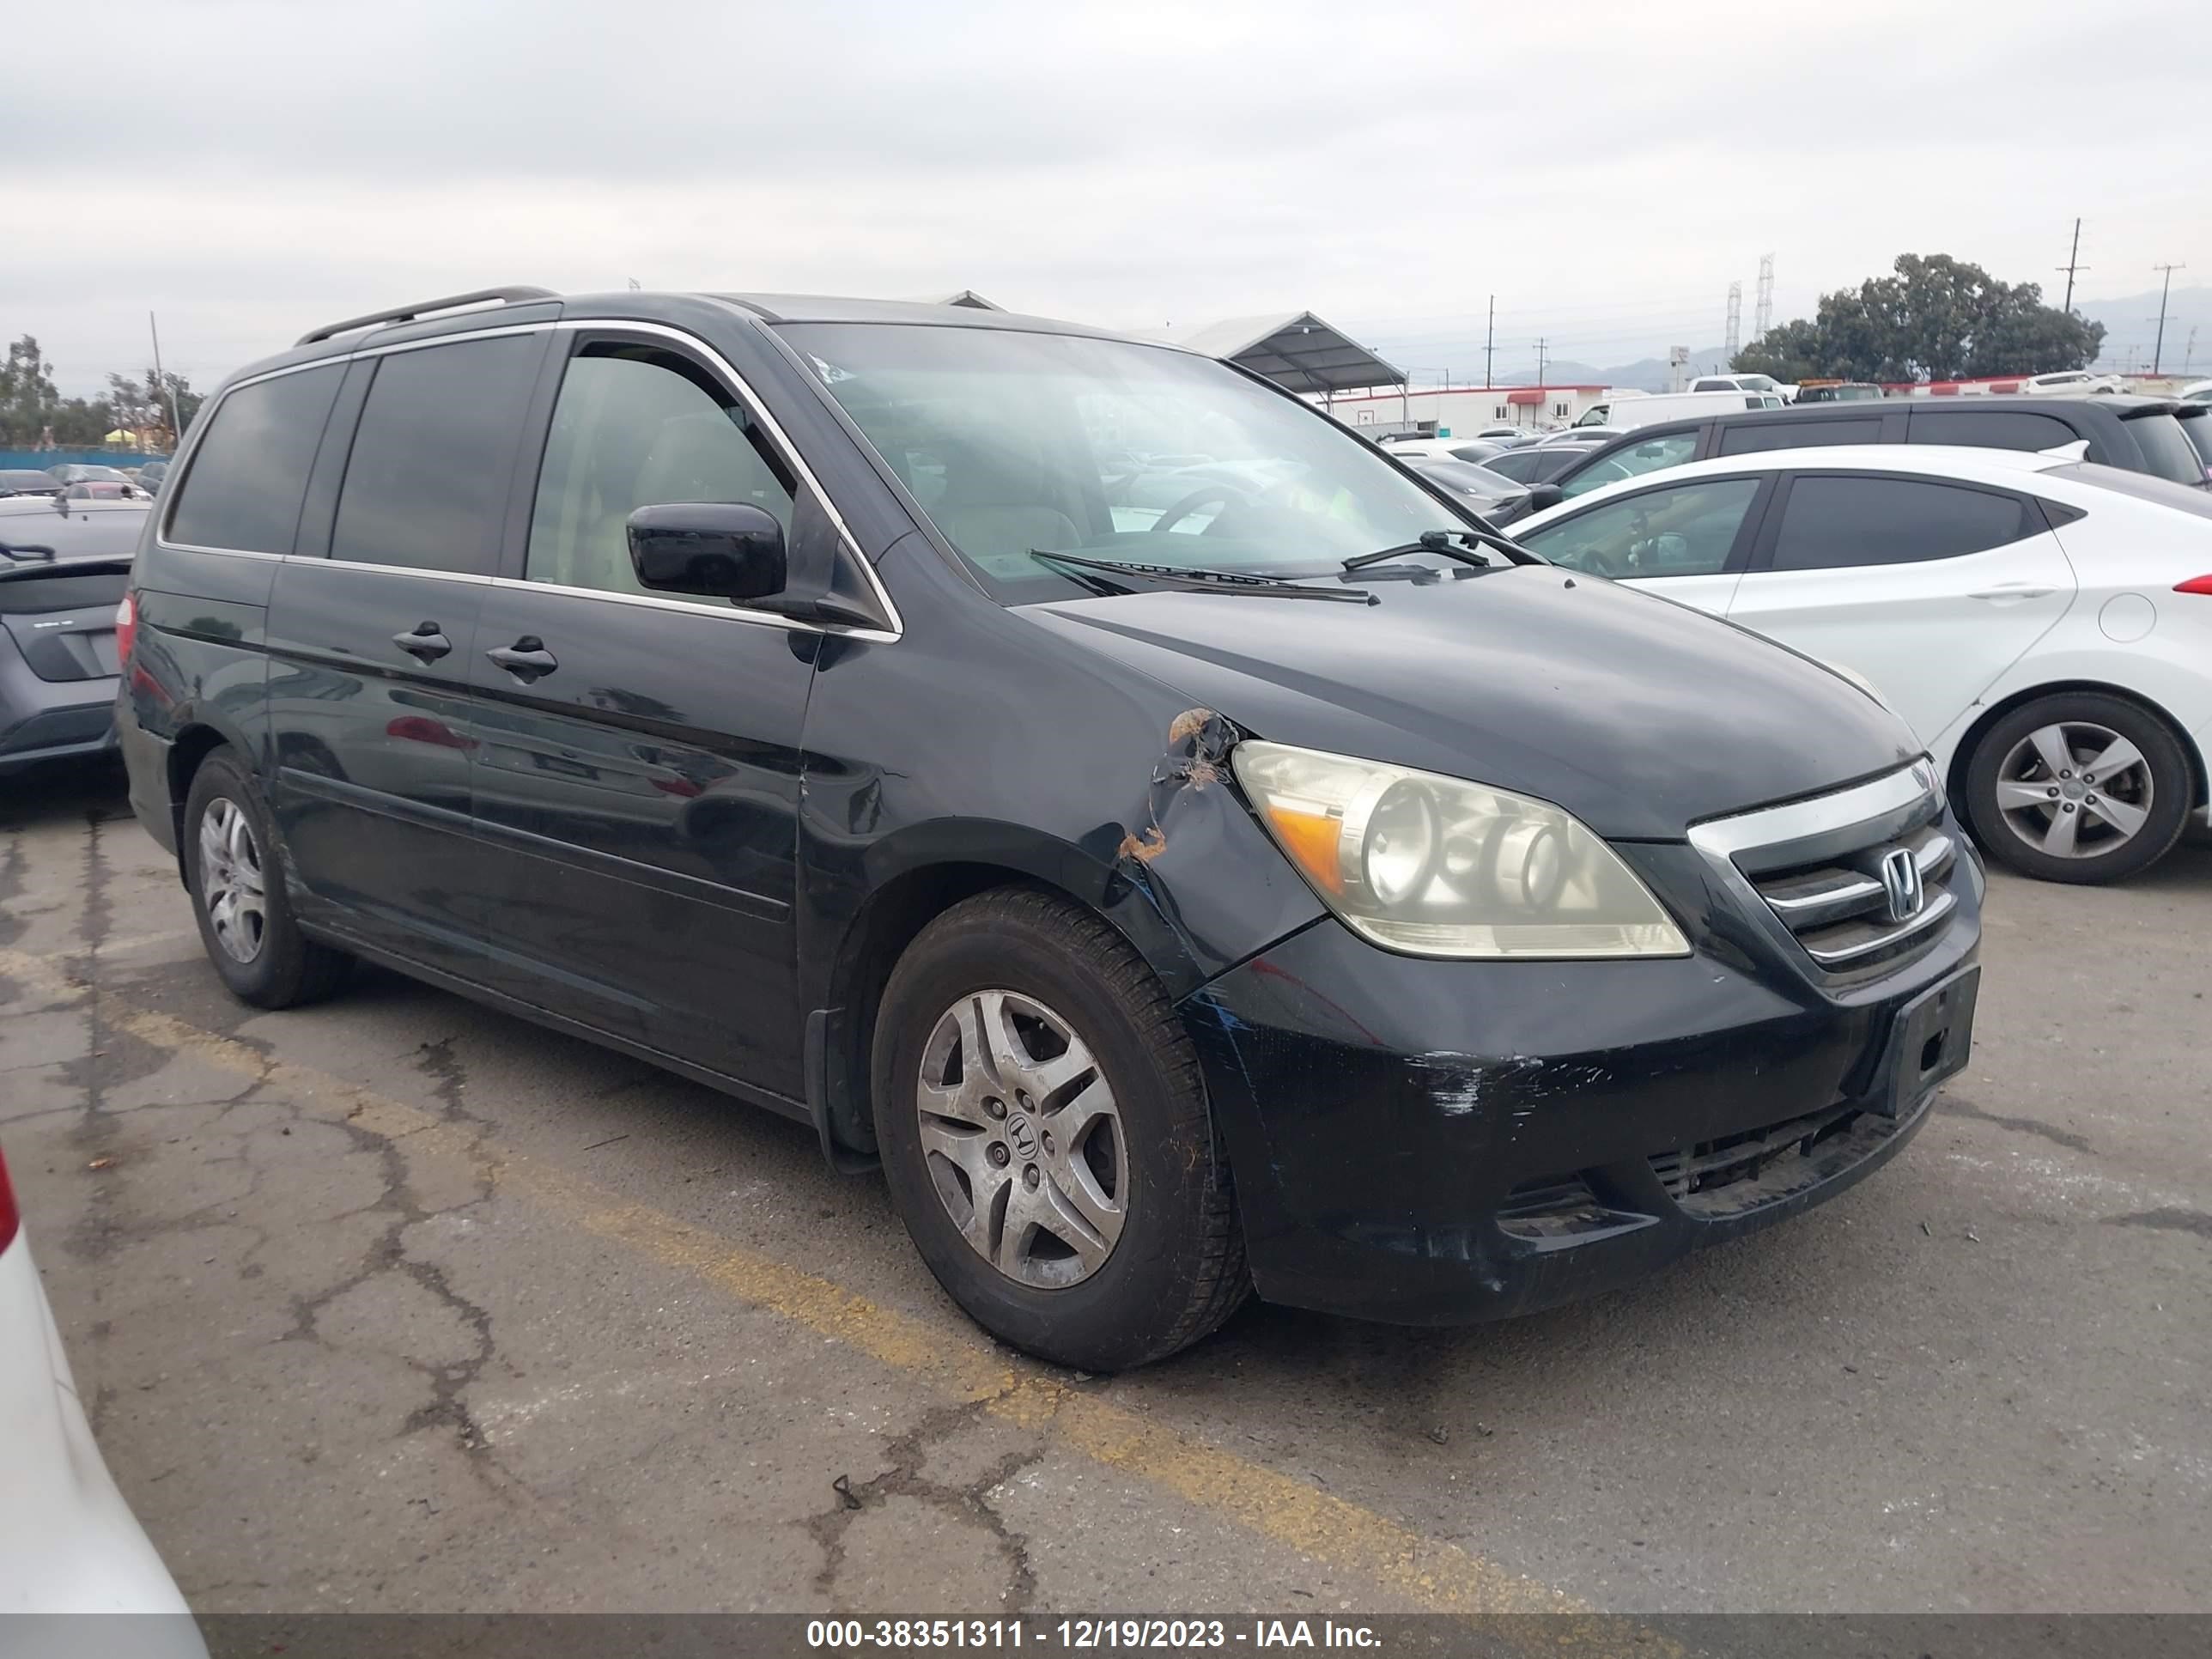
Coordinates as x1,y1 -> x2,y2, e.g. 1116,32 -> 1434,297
805,1619 -> 1383,1650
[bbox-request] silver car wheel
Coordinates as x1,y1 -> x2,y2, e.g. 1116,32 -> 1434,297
198,798 -> 269,963
1992,720 -> 2154,860
915,988 -> 1127,1290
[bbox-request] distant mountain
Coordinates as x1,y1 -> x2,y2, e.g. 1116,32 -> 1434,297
2079,285 -> 2210,375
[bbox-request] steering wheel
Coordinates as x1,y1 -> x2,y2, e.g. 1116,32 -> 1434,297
1151,484 -> 1245,536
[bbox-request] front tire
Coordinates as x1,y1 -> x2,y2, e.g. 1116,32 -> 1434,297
183,747 -> 351,1007
872,888 -> 1249,1370
1963,692 -> 2190,884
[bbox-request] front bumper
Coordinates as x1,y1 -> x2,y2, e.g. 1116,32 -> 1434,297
1182,830 -> 1983,1325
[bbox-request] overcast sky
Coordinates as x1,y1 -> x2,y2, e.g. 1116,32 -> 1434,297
7,0 -> 2203,394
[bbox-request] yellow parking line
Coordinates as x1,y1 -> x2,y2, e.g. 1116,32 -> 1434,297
0,945 -> 1671,1651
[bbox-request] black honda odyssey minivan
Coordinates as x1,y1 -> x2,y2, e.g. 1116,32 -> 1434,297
116,287 -> 1982,1369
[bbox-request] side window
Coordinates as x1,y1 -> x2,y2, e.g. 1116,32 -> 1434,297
330,336 -> 543,574
165,366 -> 343,554
1908,410 -> 2075,453
1718,416 -> 1881,454
1560,432 -> 1698,497
526,343 -> 796,598
1520,477 -> 1763,579
1766,476 -> 2032,572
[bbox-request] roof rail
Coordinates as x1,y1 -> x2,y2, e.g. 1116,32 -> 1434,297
295,286 -> 559,347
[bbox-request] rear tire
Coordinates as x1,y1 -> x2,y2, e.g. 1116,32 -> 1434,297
1962,692 -> 2189,884
182,747 -> 351,1008
872,888 -> 1249,1370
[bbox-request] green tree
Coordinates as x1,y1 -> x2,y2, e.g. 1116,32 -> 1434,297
0,334 -> 60,445
1732,318 -> 1822,384
104,368 -> 204,443
1734,254 -> 2104,384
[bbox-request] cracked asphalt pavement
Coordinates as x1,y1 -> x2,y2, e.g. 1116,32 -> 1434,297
3,759 -> 2209,1617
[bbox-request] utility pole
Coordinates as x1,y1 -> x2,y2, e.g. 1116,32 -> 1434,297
2057,219 -> 2087,314
1753,254 -> 1774,343
2149,262 -> 2185,373
1484,295 -> 1495,389
148,312 -> 182,450
1724,282 -> 1742,362
2185,326 -> 2199,374
1534,337 -> 1549,387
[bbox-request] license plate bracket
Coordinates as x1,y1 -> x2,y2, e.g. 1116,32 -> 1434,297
1875,963 -> 1979,1118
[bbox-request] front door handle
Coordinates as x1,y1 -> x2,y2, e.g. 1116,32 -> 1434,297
486,636 -> 559,682
1967,584 -> 2057,602
392,622 -> 452,662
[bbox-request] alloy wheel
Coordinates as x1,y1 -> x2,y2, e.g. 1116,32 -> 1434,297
198,798 -> 269,963
1992,720 -> 2154,860
914,988 -> 1127,1290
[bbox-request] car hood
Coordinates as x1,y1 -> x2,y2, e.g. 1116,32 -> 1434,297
1024,563 -> 1919,840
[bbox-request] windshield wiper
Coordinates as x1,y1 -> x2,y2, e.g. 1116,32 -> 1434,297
1343,523 -> 1538,573
1029,549 -> 1376,605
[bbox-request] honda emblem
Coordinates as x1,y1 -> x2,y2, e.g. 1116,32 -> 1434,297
1880,848 -> 1924,923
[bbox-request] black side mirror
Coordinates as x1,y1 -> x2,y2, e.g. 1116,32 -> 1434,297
1526,483 -> 1565,513
626,502 -> 787,601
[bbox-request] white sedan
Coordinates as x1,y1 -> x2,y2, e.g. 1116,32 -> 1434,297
1507,445 -> 2212,884
0,1143 -> 206,1655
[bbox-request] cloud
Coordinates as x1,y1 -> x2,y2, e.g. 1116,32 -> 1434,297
5,0 -> 2200,393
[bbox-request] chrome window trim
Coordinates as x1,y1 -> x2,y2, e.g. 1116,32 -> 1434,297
545,318 -> 903,638
302,558 -> 495,586
155,541 -> 283,563
484,574 -> 898,642
149,316 -> 904,641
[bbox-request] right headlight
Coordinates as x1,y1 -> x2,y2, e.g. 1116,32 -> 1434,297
1231,740 -> 1689,960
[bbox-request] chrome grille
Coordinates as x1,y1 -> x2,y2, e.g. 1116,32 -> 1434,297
1690,762 -> 1966,976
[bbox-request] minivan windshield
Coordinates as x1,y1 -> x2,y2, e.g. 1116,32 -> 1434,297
781,323 -> 1481,601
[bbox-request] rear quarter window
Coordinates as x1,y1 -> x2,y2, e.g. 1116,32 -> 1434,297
1719,416 -> 1883,454
165,365 -> 345,554
1768,475 -> 2033,570
1907,408 -> 2078,455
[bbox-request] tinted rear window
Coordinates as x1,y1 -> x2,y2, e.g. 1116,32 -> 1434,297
1908,408 -> 2078,454
0,566 -> 131,614
165,366 -> 343,554
1719,416 -> 1883,454
2179,412 -> 2212,467
329,336 -> 542,574
1768,476 -> 2032,570
2118,410 -> 2209,487
2046,461 -> 2212,519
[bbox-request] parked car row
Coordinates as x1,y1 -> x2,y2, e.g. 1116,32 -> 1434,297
1506,446 -> 2212,884
0,463 -> 162,501
1496,393 -> 2211,516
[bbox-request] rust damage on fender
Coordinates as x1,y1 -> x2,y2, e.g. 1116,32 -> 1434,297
1117,708 -> 1239,865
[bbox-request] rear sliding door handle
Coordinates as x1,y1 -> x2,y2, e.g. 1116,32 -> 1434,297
392,622 -> 452,661
1966,584 -> 2057,602
486,636 -> 559,681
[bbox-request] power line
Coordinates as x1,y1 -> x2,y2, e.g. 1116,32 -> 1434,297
1723,282 -> 1741,361
1753,254 -> 1774,342
2149,262 -> 2186,373
2057,218 -> 2087,314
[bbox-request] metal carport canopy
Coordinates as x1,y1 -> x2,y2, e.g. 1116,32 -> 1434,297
1152,312 -> 1404,394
